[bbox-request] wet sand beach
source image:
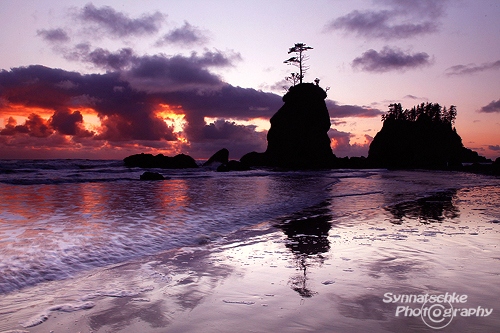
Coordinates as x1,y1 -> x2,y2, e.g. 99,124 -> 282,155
1,172 -> 499,333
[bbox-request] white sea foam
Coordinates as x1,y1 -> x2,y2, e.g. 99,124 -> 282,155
20,301 -> 95,328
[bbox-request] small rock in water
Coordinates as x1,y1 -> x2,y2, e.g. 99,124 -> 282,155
140,171 -> 166,180
321,280 -> 335,285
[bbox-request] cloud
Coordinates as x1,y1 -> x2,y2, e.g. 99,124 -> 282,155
0,63 -> 282,158
0,114 -> 53,138
0,65 -> 176,142
156,21 -> 209,47
62,45 -> 137,71
479,99 -> 500,113
0,117 -> 28,136
124,51 -> 241,93
50,109 -> 94,137
60,44 -> 241,90
77,3 -> 165,37
324,0 -> 445,40
84,47 -> 136,71
37,28 -> 70,42
326,100 -> 383,118
489,145 -> 500,151
189,119 -> 267,158
329,129 -> 372,157
266,79 -> 290,93
445,60 -> 500,76
352,47 -> 431,72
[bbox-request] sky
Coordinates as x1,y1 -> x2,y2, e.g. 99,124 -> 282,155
0,0 -> 499,160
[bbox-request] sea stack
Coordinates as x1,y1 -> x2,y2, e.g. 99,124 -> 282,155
242,83 -> 335,169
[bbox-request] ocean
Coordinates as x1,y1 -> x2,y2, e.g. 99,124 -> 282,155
0,160 -> 499,332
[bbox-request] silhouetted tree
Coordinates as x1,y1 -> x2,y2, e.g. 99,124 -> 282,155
285,72 -> 301,87
445,105 -> 457,125
284,43 -> 313,84
381,102 -> 456,126
382,103 -> 404,121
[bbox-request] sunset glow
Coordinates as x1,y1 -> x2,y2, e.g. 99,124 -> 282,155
156,104 -> 187,133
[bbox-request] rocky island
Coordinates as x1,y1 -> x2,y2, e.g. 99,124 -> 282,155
367,102 -> 498,173
241,83 -> 336,169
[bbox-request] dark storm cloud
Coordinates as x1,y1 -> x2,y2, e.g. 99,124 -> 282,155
85,47 -> 136,71
326,100 -> 383,118
202,119 -> 257,140
50,109 -> 93,137
479,99 -> 500,113
37,28 -> 70,42
0,65 -> 176,141
77,3 -> 165,37
189,119 -> 268,158
61,45 -> 240,90
156,21 -> 209,47
0,63 -> 282,151
125,51 -> 239,93
63,44 -> 136,71
169,85 -> 282,120
0,114 -> 53,138
164,85 -> 282,151
325,0 -> 445,40
352,47 -> 430,72
0,117 -> 28,136
445,60 -> 500,76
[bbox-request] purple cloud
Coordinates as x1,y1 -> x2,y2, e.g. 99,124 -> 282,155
156,21 -> 209,47
82,47 -> 136,71
50,109 -> 93,137
124,51 -> 240,93
325,10 -> 437,40
326,100 -> 383,118
479,99 -> 500,113
60,45 -> 240,91
445,60 -> 500,76
77,3 -> 165,37
352,47 -> 431,72
324,0 -> 446,40
37,28 -> 70,42
189,119 -> 267,158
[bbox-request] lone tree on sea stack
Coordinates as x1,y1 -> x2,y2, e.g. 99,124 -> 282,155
284,43 -> 313,85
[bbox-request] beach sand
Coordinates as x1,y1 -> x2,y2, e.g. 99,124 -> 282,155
1,185 -> 499,333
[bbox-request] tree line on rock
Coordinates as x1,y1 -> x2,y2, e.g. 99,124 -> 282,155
367,102 -> 494,170
382,102 -> 457,126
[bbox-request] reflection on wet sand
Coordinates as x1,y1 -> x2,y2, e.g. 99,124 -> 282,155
385,190 -> 460,224
276,202 -> 332,298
